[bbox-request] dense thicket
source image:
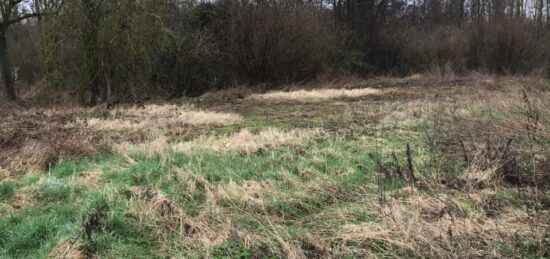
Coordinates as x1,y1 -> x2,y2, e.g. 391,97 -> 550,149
2,0 -> 550,104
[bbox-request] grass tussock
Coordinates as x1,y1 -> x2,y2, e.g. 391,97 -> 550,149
47,238 -> 85,259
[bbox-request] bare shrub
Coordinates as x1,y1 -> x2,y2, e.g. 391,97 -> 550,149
466,19 -> 549,74
213,0 -> 341,83
364,19 -> 548,77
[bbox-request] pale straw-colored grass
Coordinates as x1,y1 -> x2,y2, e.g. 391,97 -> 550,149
83,104 -> 242,132
211,180 -> 275,211
115,128 -> 320,157
48,238 -> 85,259
334,189 -> 547,257
173,128 -> 319,154
248,88 -> 382,102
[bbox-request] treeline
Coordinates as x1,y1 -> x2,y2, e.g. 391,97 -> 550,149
3,0 -> 550,104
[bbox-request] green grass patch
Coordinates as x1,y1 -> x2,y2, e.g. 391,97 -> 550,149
0,181 -> 15,201
211,240 -> 252,259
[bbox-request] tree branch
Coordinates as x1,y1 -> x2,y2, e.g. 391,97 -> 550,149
3,0 -> 65,26
6,12 -> 45,25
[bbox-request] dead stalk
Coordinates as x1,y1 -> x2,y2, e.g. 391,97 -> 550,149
406,142 -> 416,185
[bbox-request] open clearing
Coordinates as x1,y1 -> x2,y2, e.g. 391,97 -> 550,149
0,76 -> 549,258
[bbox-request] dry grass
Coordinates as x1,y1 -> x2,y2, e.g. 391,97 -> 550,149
75,170 -> 103,189
47,238 -> 84,259
248,88 -> 382,102
0,191 -> 36,214
126,174 -> 319,258
0,103 -> 242,177
83,104 -> 242,132
0,167 -> 9,180
0,118 -> 101,178
377,99 -> 440,129
128,185 -> 243,254
200,75 -> 366,101
212,180 -> 276,211
1,140 -> 56,177
174,128 -> 319,154
325,184 -> 548,258
115,128 -> 320,157
375,190 -> 546,257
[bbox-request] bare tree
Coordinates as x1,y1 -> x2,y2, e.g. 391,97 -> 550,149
79,0 -> 106,105
536,0 -> 544,24
0,0 -> 61,100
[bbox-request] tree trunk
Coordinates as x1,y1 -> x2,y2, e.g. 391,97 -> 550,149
0,26 -> 16,101
536,0 -> 544,24
82,0 -> 102,106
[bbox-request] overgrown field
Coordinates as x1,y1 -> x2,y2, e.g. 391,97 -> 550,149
0,75 -> 549,258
